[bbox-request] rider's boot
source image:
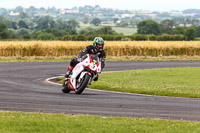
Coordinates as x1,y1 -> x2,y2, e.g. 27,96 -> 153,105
94,75 -> 98,81
64,65 -> 74,78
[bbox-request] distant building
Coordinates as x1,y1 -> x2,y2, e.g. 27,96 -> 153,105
85,13 -> 92,17
121,14 -> 135,18
183,13 -> 197,17
96,13 -> 103,17
60,9 -> 79,14
142,13 -> 157,17
179,24 -> 193,27
9,11 -> 20,16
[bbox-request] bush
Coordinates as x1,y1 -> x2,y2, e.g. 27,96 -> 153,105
87,35 -> 96,41
114,35 -> 123,41
101,35 -> 115,41
37,33 -> 56,40
22,34 -> 31,40
62,35 -> 72,41
76,35 -> 87,41
59,34 -> 186,41
130,34 -> 148,41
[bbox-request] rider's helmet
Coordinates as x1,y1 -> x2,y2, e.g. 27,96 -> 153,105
93,37 -> 104,51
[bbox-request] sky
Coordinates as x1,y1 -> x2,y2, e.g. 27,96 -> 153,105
0,0 -> 200,11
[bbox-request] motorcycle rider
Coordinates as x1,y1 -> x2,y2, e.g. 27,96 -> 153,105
65,37 -> 106,81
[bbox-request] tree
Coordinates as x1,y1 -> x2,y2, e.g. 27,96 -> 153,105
185,27 -> 197,40
195,26 -> 200,37
98,26 -> 116,34
0,8 -> 8,15
130,19 -> 140,27
56,20 -> 69,30
27,6 -> 37,12
65,19 -> 80,30
35,16 -> 56,30
160,19 -> 174,34
112,18 -> 119,23
79,27 -> 117,35
83,16 -> 90,24
18,20 -> 29,29
137,20 -> 161,35
18,12 -> 29,19
15,6 -> 24,13
15,28 -> 30,36
39,7 -> 45,11
4,20 -> 17,29
116,21 -> 129,27
37,33 -> 56,40
22,34 -> 31,40
0,22 -> 10,39
79,27 -> 96,35
172,26 -> 186,35
56,19 -> 79,30
90,18 -> 102,26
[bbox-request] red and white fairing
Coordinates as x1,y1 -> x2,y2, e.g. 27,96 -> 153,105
68,54 -> 101,90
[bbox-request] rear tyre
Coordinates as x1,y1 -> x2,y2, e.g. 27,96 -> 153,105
62,80 -> 71,93
75,74 -> 91,94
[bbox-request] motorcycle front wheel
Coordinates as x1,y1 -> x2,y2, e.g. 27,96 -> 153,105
75,74 -> 91,94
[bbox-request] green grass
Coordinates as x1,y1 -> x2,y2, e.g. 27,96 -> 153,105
60,67 -> 200,98
112,26 -> 137,35
79,22 -> 137,35
88,67 -> 200,98
0,111 -> 200,133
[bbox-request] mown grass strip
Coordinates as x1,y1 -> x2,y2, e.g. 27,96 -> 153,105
0,111 -> 200,133
1,56 -> 200,62
89,67 -> 200,98
59,67 -> 200,98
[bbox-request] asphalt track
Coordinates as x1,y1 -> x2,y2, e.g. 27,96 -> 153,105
0,61 -> 200,121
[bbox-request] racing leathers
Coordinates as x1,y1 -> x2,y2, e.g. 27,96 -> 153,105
65,45 -> 106,79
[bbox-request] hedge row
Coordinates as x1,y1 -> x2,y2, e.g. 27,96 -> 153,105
61,34 -> 186,41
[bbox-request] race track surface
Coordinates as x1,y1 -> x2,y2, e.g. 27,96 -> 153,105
0,61 -> 200,121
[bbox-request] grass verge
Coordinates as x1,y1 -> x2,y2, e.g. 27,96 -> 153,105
59,67 -> 200,98
0,111 -> 200,133
1,56 -> 200,62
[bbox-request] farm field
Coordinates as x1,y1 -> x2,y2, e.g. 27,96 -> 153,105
0,41 -> 200,58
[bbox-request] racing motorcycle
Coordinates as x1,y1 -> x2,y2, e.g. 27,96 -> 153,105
62,54 -> 102,94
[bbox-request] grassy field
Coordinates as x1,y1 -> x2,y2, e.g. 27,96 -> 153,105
112,26 -> 137,35
79,22 -> 137,35
0,111 -> 200,133
59,67 -> 200,98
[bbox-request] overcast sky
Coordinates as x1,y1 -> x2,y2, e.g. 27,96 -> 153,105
0,0 -> 200,11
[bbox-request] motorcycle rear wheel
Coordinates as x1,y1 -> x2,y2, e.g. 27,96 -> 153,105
62,80 -> 71,93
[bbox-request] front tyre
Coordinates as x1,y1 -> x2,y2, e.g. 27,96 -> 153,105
75,74 -> 91,94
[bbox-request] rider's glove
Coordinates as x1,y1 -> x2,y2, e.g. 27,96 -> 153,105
77,58 -> 83,62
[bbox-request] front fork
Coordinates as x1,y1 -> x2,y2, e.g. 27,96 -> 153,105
88,73 -> 98,85
62,78 -> 68,87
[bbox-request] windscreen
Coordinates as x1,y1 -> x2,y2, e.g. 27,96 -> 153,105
90,54 -> 99,64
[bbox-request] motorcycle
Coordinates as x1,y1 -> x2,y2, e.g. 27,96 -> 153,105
62,54 -> 102,94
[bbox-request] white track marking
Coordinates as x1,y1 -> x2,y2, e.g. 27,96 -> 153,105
45,73 -> 185,98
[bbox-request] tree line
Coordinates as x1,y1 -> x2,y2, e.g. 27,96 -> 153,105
137,19 -> 199,40
0,13 -> 200,41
